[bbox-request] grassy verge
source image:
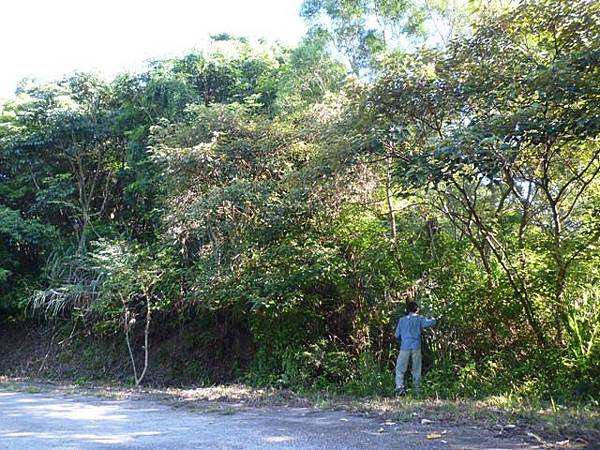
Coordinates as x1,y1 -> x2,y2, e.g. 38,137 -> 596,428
1,376 -> 597,447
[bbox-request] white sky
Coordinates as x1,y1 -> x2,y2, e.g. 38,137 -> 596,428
0,0 -> 307,100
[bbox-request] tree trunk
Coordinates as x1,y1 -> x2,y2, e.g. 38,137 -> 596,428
124,295 -> 152,387
385,154 -> 397,242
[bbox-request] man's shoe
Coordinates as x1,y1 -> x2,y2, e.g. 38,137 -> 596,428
395,387 -> 406,396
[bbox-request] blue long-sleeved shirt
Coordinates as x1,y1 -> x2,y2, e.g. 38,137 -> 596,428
395,313 -> 436,350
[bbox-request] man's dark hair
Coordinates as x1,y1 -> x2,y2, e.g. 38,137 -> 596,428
406,302 -> 419,314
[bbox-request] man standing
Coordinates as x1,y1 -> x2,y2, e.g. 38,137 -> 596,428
394,301 -> 436,395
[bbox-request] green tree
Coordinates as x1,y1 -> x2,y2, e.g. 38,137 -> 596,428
373,0 -> 600,347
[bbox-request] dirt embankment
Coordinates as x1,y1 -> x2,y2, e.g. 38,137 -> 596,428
0,320 -> 251,385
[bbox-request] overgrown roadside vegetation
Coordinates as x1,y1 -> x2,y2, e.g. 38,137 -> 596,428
1,1 -> 599,444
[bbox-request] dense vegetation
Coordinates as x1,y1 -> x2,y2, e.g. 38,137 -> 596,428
1,0 -> 598,400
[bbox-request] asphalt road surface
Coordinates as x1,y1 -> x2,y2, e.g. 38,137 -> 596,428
0,389 -> 536,449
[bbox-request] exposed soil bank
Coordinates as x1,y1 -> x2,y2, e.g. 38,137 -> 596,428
0,320 -> 251,385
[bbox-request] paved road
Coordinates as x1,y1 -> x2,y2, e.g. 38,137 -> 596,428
0,389 -> 535,449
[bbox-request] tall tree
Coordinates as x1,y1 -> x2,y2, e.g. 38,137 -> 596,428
373,0 -> 600,345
